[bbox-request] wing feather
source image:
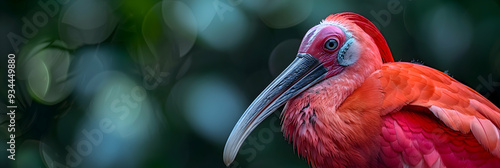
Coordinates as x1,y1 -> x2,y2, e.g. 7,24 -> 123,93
380,111 -> 500,167
375,62 -> 500,158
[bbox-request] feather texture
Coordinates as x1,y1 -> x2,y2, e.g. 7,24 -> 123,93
375,62 -> 500,159
283,61 -> 500,167
381,110 -> 500,167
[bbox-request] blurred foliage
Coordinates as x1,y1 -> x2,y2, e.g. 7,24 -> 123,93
1,0 -> 500,168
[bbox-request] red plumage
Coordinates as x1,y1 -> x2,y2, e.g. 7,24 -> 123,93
281,13 -> 500,167
223,12 -> 500,168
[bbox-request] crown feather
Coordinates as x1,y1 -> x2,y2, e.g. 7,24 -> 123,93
325,12 -> 394,63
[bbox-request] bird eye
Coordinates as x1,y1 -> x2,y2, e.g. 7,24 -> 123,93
324,39 -> 338,50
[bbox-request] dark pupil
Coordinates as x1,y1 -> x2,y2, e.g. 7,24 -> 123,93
325,39 -> 337,50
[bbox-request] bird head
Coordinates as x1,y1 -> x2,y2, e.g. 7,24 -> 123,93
223,12 -> 394,166
298,12 -> 394,79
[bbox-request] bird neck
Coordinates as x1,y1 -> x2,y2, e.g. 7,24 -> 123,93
321,55 -> 382,108
282,58 -> 384,167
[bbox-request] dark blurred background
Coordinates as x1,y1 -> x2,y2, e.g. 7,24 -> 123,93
1,0 -> 500,167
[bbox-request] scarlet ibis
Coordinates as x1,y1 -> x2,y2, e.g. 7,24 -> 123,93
223,12 -> 500,167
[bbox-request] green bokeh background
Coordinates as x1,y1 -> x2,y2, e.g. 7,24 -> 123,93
1,0 -> 500,167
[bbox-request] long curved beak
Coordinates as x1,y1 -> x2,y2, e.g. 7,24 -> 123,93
223,53 -> 328,166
